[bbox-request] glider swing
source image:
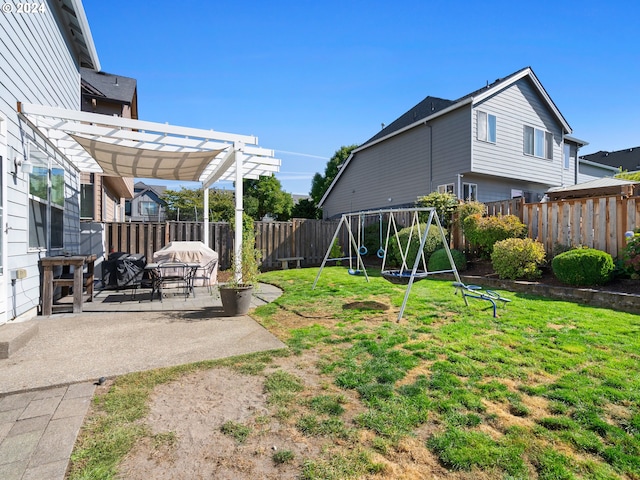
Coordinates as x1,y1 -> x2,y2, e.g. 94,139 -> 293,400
312,207 -> 463,321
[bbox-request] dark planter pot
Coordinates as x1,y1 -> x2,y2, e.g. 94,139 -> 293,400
219,284 -> 254,316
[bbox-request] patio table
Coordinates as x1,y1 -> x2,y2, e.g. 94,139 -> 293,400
145,262 -> 199,301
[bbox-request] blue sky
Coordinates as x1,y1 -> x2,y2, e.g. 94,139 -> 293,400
83,0 -> 640,195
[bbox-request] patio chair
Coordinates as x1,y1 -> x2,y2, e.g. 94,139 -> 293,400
155,261 -> 191,302
193,258 -> 218,293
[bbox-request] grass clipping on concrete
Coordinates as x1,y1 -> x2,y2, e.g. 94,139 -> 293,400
70,267 -> 640,479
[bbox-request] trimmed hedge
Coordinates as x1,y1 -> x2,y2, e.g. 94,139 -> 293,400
551,248 -> 614,286
428,248 -> 467,272
491,238 -> 545,280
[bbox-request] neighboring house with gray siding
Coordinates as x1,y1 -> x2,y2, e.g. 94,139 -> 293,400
0,0 -> 100,322
581,147 -> 640,173
319,67 -> 606,218
125,182 -> 167,222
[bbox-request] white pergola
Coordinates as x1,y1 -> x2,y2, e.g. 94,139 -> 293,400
18,102 -> 281,281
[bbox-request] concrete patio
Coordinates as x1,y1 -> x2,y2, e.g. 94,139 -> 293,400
0,283 -> 286,480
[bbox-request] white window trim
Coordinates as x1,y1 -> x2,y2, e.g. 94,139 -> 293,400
437,184 -> 454,194
462,182 -> 478,202
524,125 -> 553,160
477,111 -> 497,144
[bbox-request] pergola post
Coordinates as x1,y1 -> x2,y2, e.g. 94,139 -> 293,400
203,186 -> 210,247
234,143 -> 244,283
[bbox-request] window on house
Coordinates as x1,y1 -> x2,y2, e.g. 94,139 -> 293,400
524,125 -> 553,160
563,143 -> 571,170
437,184 -> 454,194
80,184 -> 94,219
477,111 -> 496,143
139,201 -> 159,216
463,183 -> 478,201
29,145 -> 64,249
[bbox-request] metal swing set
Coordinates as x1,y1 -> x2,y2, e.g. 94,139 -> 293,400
312,207 -> 464,321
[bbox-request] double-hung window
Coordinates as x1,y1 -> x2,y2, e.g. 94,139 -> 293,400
477,111 -> 496,143
524,125 -> 553,160
29,144 -> 64,249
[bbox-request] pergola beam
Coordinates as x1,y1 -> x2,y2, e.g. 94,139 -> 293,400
19,102 -> 257,145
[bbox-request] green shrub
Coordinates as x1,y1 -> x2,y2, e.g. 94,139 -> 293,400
621,235 -> 640,279
491,238 -> 546,280
386,224 -> 444,268
552,248 -> 615,286
416,192 -> 458,229
428,248 -> 467,272
456,201 -> 486,227
463,214 -> 527,256
330,239 -> 343,265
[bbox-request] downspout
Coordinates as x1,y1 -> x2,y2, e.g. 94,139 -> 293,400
427,123 -> 433,192
575,143 -> 579,185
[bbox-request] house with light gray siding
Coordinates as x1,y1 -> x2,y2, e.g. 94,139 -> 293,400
0,0 -> 100,322
319,67 -> 605,218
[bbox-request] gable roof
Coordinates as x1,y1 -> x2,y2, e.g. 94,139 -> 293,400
319,67 -> 572,207
359,67 -> 570,151
581,147 -> 640,172
81,68 -> 137,104
134,181 -> 166,197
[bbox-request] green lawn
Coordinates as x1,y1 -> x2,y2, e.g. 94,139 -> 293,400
69,266 -> 640,479
256,267 -> 640,479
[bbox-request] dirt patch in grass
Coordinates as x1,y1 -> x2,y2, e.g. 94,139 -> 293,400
118,367 -> 315,480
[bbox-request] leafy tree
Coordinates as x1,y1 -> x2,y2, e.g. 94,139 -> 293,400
291,198 -> 321,219
163,187 -> 234,222
243,176 -> 293,221
163,187 -> 203,221
310,145 -> 358,205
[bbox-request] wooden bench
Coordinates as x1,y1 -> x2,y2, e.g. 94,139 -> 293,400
277,256 -> 304,269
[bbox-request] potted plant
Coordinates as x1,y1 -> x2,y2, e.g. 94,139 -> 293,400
219,216 -> 261,316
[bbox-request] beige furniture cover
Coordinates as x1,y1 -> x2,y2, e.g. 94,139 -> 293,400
153,241 -> 218,286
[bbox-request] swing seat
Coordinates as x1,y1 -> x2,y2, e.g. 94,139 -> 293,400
381,270 -> 428,285
348,269 -> 363,276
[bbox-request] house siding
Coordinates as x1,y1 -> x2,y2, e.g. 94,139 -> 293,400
431,105 -> 472,194
322,106 -> 472,218
472,78 -> 564,187
322,124 -> 432,218
0,1 -> 82,320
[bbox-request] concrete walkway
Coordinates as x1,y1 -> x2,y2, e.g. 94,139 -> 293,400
0,283 -> 286,479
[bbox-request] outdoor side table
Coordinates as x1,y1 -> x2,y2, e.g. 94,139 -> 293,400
40,254 -> 96,315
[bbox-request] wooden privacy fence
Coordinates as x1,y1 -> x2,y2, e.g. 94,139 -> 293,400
105,219 -> 342,271
451,195 -> 640,259
523,196 -> 640,258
